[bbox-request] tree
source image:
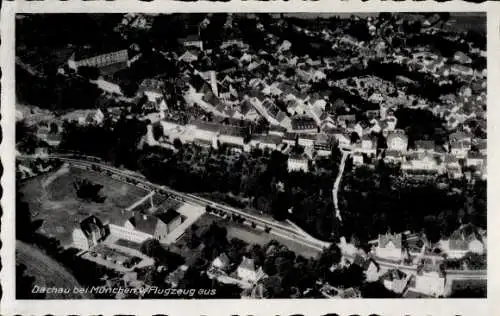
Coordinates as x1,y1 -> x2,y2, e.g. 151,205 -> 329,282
77,66 -> 100,80
73,179 -> 106,203
173,138 -> 183,149
140,238 -> 162,258
317,244 -> 342,276
152,123 -> 164,141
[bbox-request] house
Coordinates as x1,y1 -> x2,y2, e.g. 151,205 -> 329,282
476,139 -> 487,155
297,133 -> 316,148
67,48 -> 129,71
250,134 -> 283,151
166,265 -> 188,288
465,151 -> 486,168
413,140 -> 435,154
291,116 -> 317,133
364,258 -> 381,282
384,150 -> 404,164
454,51 -> 472,64
352,152 -> 364,166
286,99 -> 305,116
401,153 -> 443,175
287,154 -> 309,173
444,155 -> 462,179
178,50 -> 199,63
450,64 -> 473,77
276,111 -> 292,130
439,224 -> 485,259
45,133 -> 63,147
380,269 -> 411,294
386,130 -> 408,152
138,79 -> 165,101
219,124 -> 246,149
237,256 -> 267,283
449,132 -> 472,158
314,133 -> 336,155
413,273 -> 446,298
336,114 -> 356,128
179,34 -> 204,51
124,209 -> 182,242
365,109 -> 380,119
211,253 -> 231,271
376,233 -> 403,260
189,120 -> 219,146
339,287 -> 361,298
72,215 -> 109,250
354,135 -> 376,157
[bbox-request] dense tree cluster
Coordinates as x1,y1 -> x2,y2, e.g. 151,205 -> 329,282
16,67 -> 102,111
73,179 -> 106,203
339,163 -> 486,243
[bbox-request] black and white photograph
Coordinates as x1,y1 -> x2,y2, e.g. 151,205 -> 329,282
12,12 -> 487,301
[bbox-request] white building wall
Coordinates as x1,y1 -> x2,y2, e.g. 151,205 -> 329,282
109,223 -> 152,244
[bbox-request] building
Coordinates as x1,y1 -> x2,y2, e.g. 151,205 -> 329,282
291,116 -> 317,133
414,271 -> 446,298
354,135 -> 376,157
68,48 -> 129,71
219,125 -> 246,150
439,224 -> 485,259
380,269 -> 411,294
124,209 -> 182,242
384,150 -> 404,164
314,133 -> 336,156
376,233 -> 403,260
211,253 -> 231,271
401,153 -> 443,175
138,79 -> 165,101
180,34 -> 204,51
364,259 -> 381,282
336,114 -> 356,128
250,134 -> 283,151
444,154 -> 463,179
287,155 -> 309,173
297,133 -> 316,148
237,256 -> 267,283
72,215 -> 109,250
178,50 -> 199,63
413,140 -> 435,154
352,151 -> 364,166
465,151 -> 486,168
386,130 -> 408,152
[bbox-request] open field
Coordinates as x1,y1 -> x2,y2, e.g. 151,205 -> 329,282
19,166 -> 149,245
16,241 -> 90,299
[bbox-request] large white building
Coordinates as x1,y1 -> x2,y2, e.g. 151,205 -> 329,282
68,49 -> 129,71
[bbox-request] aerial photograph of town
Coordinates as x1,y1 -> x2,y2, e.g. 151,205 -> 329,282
15,12 -> 486,299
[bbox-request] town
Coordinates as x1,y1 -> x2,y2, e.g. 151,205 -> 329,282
15,13 -> 486,299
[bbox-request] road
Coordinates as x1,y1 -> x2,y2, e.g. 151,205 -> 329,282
333,151 -> 350,222
18,153 -> 486,279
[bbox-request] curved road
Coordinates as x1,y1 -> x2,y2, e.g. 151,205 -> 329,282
18,154 -> 486,279
333,151 -> 350,222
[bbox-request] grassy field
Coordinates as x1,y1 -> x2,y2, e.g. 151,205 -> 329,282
19,166 -> 148,245
16,241 -> 90,299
